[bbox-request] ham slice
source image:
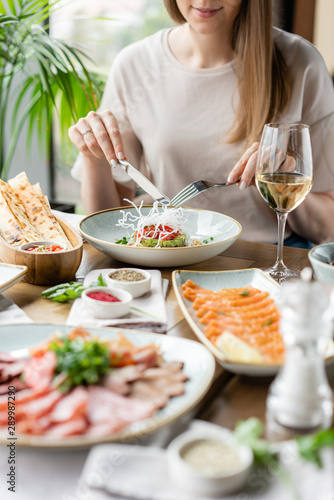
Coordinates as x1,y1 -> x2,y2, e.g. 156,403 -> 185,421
87,386 -> 156,427
0,352 -> 17,363
50,387 -> 88,423
44,418 -> 87,437
23,350 -> 57,391
0,359 -> 28,383
16,390 -> 63,420
0,378 -> 28,395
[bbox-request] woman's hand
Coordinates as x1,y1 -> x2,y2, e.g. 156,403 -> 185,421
227,142 -> 260,189
227,141 -> 296,189
68,110 -> 126,166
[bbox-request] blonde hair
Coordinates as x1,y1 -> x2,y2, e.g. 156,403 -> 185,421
163,0 -> 292,148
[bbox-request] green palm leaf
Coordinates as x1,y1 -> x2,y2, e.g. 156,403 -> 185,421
0,0 -> 104,179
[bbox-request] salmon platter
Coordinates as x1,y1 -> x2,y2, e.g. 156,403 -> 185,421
0,324 -> 215,447
172,269 -> 334,376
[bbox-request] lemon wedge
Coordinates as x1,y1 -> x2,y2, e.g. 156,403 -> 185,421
216,331 -> 264,364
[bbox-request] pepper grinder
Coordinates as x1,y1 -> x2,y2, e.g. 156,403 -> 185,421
266,269 -> 334,439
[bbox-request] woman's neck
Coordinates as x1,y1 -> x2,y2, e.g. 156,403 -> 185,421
168,24 -> 235,69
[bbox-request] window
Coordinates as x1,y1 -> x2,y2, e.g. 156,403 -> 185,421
50,0 -> 173,213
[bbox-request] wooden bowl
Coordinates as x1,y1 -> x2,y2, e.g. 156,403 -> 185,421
0,218 -> 83,285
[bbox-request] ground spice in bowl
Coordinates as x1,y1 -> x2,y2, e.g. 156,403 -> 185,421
109,269 -> 145,282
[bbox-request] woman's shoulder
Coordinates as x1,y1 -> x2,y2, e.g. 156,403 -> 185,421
273,27 -> 326,68
112,29 -> 168,69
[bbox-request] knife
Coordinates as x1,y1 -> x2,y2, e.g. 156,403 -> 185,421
117,159 -> 171,205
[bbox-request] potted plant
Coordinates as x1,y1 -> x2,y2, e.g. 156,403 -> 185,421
0,0 -> 103,180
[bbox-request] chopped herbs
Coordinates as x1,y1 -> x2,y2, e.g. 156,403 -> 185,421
262,318 -> 274,327
239,289 -> 250,297
89,273 -> 107,287
41,282 -> 86,303
115,236 -> 130,245
203,237 -> 214,244
49,336 -> 111,391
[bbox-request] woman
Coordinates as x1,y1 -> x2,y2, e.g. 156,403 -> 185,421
69,0 -> 334,245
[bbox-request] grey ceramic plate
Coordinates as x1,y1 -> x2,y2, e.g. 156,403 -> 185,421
0,263 -> 28,293
173,268 -> 333,377
0,324 -> 215,448
79,206 -> 242,267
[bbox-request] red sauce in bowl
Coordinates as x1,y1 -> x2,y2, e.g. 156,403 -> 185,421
26,244 -> 64,253
86,291 -> 121,302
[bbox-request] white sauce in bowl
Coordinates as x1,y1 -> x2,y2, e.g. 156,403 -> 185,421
180,438 -> 242,476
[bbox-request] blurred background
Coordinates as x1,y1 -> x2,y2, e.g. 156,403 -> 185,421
5,0 -> 334,213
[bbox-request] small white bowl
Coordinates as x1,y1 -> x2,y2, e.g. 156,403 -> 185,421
308,243 -> 334,286
167,427 -> 253,497
105,268 -> 151,298
81,286 -> 132,319
20,240 -> 67,252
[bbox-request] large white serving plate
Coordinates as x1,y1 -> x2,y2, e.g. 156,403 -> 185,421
173,268 -> 334,377
0,263 -> 28,293
79,206 -> 242,267
0,324 -> 215,448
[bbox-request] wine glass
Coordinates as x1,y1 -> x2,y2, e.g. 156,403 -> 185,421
255,123 -> 313,283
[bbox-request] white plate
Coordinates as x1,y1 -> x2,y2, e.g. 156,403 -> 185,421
79,206 -> 242,267
0,263 -> 28,293
173,268 -> 334,376
0,324 -> 215,448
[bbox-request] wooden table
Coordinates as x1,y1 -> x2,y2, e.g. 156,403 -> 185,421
5,238 -> 325,437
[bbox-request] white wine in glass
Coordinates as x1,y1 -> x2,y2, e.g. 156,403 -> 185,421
255,123 -> 313,283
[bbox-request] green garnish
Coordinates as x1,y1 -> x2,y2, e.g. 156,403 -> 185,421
239,289 -> 250,296
203,237 -> 214,244
89,273 -> 107,287
41,282 -> 86,303
49,336 -> 111,391
262,318 -> 274,327
296,428 -> 334,467
115,236 -> 130,245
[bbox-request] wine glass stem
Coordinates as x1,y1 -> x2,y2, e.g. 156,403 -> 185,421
275,212 -> 288,271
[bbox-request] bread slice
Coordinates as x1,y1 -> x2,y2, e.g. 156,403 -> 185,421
8,172 -> 72,248
0,179 -> 43,242
0,184 -> 27,247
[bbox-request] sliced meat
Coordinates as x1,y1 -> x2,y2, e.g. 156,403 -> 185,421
142,367 -> 188,383
132,347 -> 159,368
160,361 -> 184,373
86,419 -> 126,437
102,365 -> 146,396
16,416 -> 51,436
44,418 -> 87,437
130,380 -> 169,409
0,359 -> 28,383
0,377 -> 28,395
0,352 -> 16,363
50,387 -> 88,423
23,350 -> 57,391
87,386 -> 156,426
16,390 -> 63,420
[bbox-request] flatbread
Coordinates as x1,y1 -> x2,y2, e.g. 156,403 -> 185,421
32,182 -> 72,248
0,179 -> 42,242
8,172 -> 72,248
0,185 -> 27,247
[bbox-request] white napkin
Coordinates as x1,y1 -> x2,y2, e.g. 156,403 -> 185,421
0,294 -> 33,325
80,420 -> 334,500
66,269 -> 168,333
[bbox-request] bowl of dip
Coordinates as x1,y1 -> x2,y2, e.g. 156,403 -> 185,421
105,268 -> 151,298
167,426 -> 253,497
81,286 -> 132,319
20,240 -> 67,253
309,242 -> 334,286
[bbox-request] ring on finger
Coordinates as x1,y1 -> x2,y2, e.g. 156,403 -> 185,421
81,128 -> 93,137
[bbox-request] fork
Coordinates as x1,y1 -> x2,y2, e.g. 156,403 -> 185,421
170,179 -> 238,208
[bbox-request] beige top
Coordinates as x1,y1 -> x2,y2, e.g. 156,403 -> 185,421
72,27 -> 334,243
